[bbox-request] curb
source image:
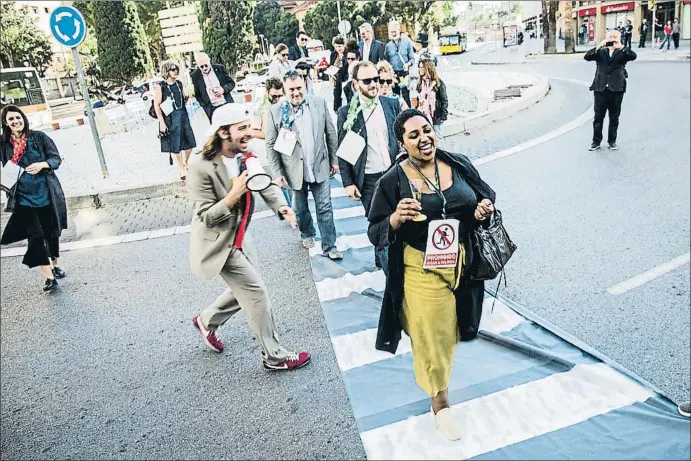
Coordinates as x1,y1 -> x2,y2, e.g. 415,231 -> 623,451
471,54 -> 690,65
66,180 -> 188,209
441,75 -> 550,137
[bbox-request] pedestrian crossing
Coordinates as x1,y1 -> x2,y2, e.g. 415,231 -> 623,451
306,177 -> 689,460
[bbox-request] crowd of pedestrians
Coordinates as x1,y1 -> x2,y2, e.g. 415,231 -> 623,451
2,17 -> 689,445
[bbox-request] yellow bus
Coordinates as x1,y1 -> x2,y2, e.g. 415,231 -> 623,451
439,32 -> 468,55
1,67 -> 52,128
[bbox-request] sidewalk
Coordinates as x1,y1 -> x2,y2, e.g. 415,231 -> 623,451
472,38 -> 690,65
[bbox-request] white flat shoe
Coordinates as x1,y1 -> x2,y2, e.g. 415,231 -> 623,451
432,406 -> 461,441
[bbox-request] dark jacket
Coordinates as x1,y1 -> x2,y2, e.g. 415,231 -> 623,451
191,64 -> 235,118
1,130 -> 67,244
367,150 -> 496,354
417,79 -> 449,125
359,39 -> 386,64
288,45 -> 309,62
333,64 -> 355,112
584,47 -> 637,92
336,96 -> 402,192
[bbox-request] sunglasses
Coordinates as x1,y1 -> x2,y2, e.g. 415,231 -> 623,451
346,57 -> 357,62
379,79 -> 394,85
269,94 -> 282,101
170,67 -> 179,72
358,76 -> 380,85
281,53 -> 289,57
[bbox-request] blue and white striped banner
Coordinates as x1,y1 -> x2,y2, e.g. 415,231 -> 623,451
308,177 -> 690,460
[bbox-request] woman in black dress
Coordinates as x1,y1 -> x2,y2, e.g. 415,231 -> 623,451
367,109 -> 496,440
154,60 -> 197,180
1,105 -> 68,292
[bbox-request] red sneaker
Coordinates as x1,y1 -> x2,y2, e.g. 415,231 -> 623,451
192,315 -> 224,353
263,351 -> 311,371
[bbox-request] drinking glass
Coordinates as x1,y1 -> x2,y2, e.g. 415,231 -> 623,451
409,179 -> 427,222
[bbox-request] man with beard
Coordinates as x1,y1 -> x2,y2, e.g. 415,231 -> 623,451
384,20 -> 415,108
187,103 -> 310,371
336,62 -> 401,272
265,71 -> 342,260
190,52 -> 235,120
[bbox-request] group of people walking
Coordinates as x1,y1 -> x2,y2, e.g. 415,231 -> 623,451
2,17 -> 688,445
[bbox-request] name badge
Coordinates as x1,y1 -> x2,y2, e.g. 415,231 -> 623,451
274,128 -> 297,156
423,219 -> 460,269
335,130 -> 366,166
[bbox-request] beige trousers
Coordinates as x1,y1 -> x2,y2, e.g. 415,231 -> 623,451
199,234 -> 291,365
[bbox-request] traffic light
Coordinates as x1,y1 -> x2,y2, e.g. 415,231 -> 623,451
468,2 -> 472,10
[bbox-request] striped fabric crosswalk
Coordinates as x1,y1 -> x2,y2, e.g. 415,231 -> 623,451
307,176 -> 689,460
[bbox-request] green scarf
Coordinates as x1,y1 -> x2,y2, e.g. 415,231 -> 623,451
343,94 -> 377,131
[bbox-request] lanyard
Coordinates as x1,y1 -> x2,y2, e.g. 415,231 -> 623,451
408,157 -> 447,219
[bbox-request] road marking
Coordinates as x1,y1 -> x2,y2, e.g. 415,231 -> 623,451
606,252 -> 690,295
308,232 -> 372,257
473,77 -> 592,167
360,363 -> 653,460
329,296 -> 525,372
315,270 -> 387,302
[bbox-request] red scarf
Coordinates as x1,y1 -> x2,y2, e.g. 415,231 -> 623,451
11,135 -> 28,164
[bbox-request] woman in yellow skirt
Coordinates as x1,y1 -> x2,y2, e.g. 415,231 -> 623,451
367,109 -> 496,440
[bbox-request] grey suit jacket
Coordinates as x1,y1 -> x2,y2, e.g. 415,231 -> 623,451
187,152 -> 287,281
264,95 -> 338,190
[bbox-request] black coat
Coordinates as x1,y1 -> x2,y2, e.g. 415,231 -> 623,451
584,47 -> 637,92
1,130 -> 67,244
191,64 -> 235,118
359,39 -> 386,64
288,45 -> 309,62
333,64 -> 355,112
336,96 -> 402,192
367,150 -> 496,354
417,79 -> 449,125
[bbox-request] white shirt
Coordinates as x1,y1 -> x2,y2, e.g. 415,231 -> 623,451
202,68 -> 225,106
293,103 -> 316,183
362,97 -> 390,174
221,154 -> 240,182
363,39 -> 372,62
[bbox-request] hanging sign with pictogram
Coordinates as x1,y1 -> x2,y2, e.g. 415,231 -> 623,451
424,219 -> 460,269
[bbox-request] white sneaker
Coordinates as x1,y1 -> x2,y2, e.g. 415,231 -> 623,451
432,406 -> 461,441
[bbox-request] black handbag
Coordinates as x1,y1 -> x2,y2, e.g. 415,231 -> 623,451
468,209 -> 517,281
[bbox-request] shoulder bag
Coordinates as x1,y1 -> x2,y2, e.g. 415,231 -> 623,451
468,209 -> 517,281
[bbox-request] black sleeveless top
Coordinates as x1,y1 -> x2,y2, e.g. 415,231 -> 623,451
399,169 -> 478,252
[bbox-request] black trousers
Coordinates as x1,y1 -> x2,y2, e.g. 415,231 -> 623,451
592,89 -> 624,145
639,35 -> 646,47
14,205 -> 60,268
673,33 -> 680,49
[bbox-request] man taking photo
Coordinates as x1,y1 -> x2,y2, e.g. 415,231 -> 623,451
584,29 -> 636,151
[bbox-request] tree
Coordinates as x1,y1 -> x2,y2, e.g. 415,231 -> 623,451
440,1 -> 460,28
303,1 -> 357,44
471,13 -> 488,32
542,1 -> 558,54
200,1 -> 255,75
253,0 -> 299,47
136,1 -> 167,69
93,1 -> 153,82
0,3 -> 54,76
563,1 -> 575,54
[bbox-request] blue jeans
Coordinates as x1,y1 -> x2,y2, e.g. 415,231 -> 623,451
292,179 -> 337,253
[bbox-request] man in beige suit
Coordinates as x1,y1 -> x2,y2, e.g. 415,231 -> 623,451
187,103 -> 310,371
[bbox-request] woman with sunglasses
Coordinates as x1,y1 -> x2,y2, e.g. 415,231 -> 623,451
154,60 -> 197,180
416,56 -> 448,147
333,39 -> 361,112
268,44 -> 295,79
367,109 -> 496,440
1,105 -> 68,293
377,61 -> 409,110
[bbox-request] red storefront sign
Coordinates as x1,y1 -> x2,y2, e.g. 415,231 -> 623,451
579,7 -> 597,17
601,2 -> 635,14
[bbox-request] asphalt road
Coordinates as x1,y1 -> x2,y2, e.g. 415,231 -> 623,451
463,58 -> 691,403
1,50 -> 689,459
1,217 -> 365,460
